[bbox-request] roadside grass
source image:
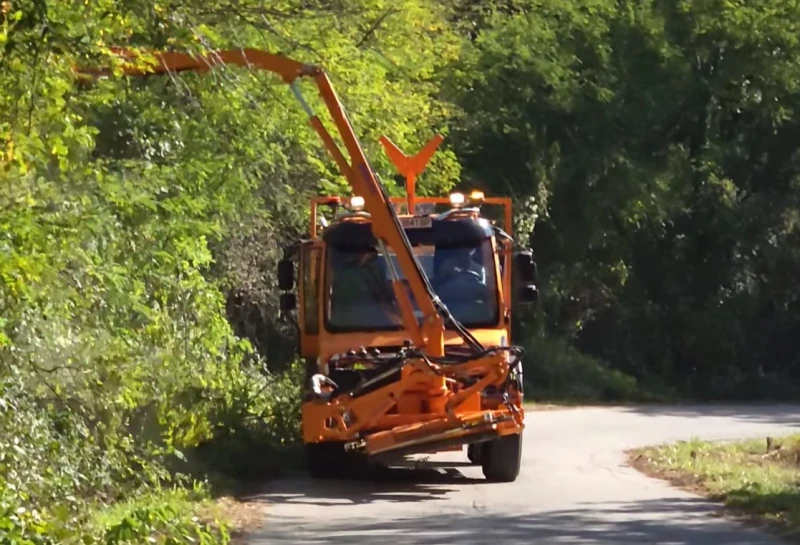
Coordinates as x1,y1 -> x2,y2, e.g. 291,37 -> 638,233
629,434 -> 800,543
90,485 -> 232,544
87,484 -> 267,544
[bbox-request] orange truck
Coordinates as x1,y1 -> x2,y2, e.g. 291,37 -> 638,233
78,48 -> 539,482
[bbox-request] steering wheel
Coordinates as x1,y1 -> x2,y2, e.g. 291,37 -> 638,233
460,269 -> 484,282
433,260 -> 480,287
436,269 -> 491,306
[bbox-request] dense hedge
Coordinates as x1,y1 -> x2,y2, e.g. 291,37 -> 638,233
0,1 -> 459,541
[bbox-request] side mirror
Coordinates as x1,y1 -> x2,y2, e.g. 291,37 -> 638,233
514,250 -> 537,284
280,293 -> 297,313
518,283 -> 539,305
278,259 -> 294,291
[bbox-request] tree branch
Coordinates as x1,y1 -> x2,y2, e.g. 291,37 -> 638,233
355,9 -> 398,49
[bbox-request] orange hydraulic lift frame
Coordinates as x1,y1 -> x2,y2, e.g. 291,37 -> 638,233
75,47 -> 524,460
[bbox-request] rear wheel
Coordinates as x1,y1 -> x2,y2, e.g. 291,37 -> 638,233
467,443 -> 484,464
306,441 -> 367,479
306,441 -> 346,479
481,432 -> 522,482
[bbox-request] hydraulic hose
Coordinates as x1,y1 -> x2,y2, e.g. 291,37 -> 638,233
372,175 -> 485,354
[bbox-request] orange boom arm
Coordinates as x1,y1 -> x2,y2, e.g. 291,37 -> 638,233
79,47 -> 451,355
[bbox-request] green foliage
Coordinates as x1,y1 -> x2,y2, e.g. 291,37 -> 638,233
188,361 -> 305,483
631,435 -> 800,541
4,0 -> 800,539
450,0 -> 800,399
0,0 -> 464,542
97,487 -> 230,545
521,335 -> 646,402
103,505 -> 226,545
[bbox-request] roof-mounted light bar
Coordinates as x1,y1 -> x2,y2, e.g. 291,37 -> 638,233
449,192 -> 466,208
449,190 -> 485,209
348,195 -> 365,211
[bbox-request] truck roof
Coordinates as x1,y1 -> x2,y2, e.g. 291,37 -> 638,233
323,213 -> 494,249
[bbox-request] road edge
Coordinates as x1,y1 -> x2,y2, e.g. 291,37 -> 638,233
625,445 -> 797,544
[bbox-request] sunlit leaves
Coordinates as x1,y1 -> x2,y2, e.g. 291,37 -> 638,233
0,0 -> 472,541
450,0 -> 800,396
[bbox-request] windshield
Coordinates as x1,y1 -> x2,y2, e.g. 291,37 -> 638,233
326,239 -> 499,331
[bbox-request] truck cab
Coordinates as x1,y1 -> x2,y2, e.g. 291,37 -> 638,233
279,190 -> 537,405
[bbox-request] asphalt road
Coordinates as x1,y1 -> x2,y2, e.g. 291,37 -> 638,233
245,405 -> 800,544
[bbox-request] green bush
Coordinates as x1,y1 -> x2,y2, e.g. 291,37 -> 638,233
103,505 -> 227,545
96,487 -> 230,545
0,342 -> 300,543
185,361 -> 305,483
521,334 -> 646,402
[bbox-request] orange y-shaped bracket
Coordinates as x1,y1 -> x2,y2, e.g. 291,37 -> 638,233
380,134 -> 443,214
75,47 -> 445,355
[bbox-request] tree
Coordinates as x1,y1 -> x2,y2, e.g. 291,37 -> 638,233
448,0 -> 800,397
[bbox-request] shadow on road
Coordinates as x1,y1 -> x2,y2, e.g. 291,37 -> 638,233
246,463 -> 485,507
615,404 -> 800,428
249,497 -> 784,544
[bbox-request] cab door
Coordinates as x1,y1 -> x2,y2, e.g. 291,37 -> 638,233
298,240 -> 322,358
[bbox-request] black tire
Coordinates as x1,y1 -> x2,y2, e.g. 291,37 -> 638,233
481,433 -> 522,482
467,443 -> 484,465
306,441 -> 367,479
306,441 -> 347,479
